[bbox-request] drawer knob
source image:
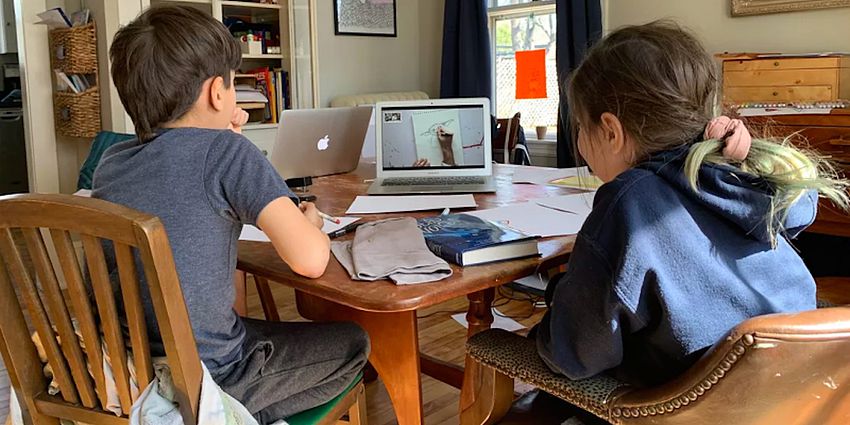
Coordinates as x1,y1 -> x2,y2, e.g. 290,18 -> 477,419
772,91 -> 779,97
774,61 -> 780,67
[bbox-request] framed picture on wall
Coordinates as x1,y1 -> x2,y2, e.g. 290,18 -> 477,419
732,0 -> 850,16
334,0 -> 397,37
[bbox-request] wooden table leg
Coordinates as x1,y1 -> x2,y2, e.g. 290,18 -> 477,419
466,288 -> 496,337
254,276 -> 281,322
460,287 -> 502,424
294,291 -> 424,425
421,288 -> 498,389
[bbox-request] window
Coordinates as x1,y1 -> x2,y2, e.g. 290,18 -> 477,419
488,0 -> 558,141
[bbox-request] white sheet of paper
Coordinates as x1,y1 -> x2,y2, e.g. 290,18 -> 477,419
533,192 -> 596,216
322,216 -> 361,234
239,225 -> 270,242
239,217 -> 361,242
511,166 -> 587,185
464,202 -> 587,237
345,194 -> 477,214
452,308 -> 526,332
73,189 -> 92,197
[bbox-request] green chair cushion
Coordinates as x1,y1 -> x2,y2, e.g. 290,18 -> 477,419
77,131 -> 135,190
284,372 -> 363,425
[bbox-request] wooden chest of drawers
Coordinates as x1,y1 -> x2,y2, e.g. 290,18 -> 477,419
721,55 -> 850,105
743,111 -> 850,237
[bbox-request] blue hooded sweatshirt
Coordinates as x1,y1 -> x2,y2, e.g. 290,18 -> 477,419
536,146 -> 818,387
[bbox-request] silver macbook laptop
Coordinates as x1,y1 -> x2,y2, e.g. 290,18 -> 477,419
367,98 -> 496,195
269,106 -> 373,179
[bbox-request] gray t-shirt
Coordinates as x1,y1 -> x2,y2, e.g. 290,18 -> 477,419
92,128 -> 294,376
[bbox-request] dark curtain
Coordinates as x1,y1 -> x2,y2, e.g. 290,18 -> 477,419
556,0 -> 602,167
440,0 -> 492,100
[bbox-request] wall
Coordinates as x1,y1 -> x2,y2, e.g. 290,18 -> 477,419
14,0 -> 65,193
315,0 -> 443,107
604,0 -> 850,55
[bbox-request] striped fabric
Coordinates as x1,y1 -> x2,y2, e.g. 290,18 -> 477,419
0,357 -> 9,424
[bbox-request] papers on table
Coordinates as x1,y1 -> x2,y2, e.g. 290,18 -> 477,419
534,192 -> 595,216
465,192 -> 596,238
548,175 -> 604,190
239,225 -> 271,242
511,165 -> 603,191
511,166 -> 585,185
452,308 -> 526,332
73,189 -> 92,197
345,194 -> 477,215
239,217 -> 361,242
466,203 -> 583,238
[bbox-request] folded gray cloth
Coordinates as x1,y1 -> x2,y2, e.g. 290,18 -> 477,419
331,217 -> 453,285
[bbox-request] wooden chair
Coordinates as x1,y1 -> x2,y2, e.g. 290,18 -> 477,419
494,113 -> 523,164
460,305 -> 850,425
0,194 -> 366,425
0,193 -> 201,425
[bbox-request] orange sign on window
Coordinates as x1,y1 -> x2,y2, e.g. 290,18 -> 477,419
515,49 -> 547,99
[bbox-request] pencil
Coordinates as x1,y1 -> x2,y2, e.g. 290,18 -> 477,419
318,210 -> 341,224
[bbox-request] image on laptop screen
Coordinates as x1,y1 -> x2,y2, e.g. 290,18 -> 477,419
380,104 -> 487,171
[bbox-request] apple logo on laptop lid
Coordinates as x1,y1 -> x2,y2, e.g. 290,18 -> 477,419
317,135 -> 330,151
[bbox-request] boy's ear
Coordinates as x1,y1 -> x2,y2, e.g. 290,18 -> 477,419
209,76 -> 226,112
600,112 -> 626,155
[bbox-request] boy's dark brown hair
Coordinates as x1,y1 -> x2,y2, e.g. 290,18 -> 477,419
110,4 -> 242,142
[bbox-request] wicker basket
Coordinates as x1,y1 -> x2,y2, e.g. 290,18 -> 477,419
53,88 -> 101,138
48,22 -> 98,74
49,21 -> 101,138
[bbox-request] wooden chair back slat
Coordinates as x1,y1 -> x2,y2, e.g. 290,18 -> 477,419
0,193 -> 201,424
80,234 -> 133,415
0,228 -> 80,405
20,228 -> 98,408
114,242 -> 154,387
135,225 -> 202,424
49,228 -> 109,408
0,255 -> 52,421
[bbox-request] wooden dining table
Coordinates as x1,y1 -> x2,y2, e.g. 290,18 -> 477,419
236,162 -> 582,425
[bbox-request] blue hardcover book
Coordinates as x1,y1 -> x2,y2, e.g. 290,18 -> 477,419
417,213 -> 540,266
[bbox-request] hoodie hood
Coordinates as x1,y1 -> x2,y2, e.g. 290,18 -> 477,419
636,146 -> 818,243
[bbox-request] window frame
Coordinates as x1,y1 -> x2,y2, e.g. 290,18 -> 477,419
488,0 -> 558,142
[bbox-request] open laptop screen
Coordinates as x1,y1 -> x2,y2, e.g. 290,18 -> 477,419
379,104 -> 487,171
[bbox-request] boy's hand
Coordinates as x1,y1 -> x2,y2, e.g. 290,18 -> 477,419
228,107 -> 249,134
299,202 -> 324,229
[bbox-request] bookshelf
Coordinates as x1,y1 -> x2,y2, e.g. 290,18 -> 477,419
144,0 -> 318,155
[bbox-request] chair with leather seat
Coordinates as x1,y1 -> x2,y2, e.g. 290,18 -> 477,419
460,304 -> 850,424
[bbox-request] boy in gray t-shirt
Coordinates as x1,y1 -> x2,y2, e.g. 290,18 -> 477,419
95,5 -> 369,423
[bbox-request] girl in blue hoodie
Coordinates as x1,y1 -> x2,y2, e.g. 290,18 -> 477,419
536,21 -> 849,387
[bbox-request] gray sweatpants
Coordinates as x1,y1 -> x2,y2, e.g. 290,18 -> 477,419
213,318 -> 370,424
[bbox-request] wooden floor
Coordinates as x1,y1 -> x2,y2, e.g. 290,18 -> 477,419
243,280 -> 547,425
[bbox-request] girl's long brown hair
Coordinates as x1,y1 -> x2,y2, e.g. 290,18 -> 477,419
568,20 -> 848,246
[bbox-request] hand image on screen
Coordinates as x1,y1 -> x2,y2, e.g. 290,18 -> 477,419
436,126 -> 456,166
412,158 -> 431,167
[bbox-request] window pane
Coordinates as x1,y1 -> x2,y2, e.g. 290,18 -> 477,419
494,11 -> 558,138
489,0 -> 535,7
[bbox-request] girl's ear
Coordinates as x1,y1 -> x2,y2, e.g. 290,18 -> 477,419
209,76 -> 226,112
600,112 -> 626,155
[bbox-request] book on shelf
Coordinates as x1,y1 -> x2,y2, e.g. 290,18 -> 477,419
237,102 -> 266,110
416,213 -> 540,266
247,66 -> 274,123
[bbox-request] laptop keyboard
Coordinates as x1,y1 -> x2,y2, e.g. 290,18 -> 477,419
382,176 -> 487,186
